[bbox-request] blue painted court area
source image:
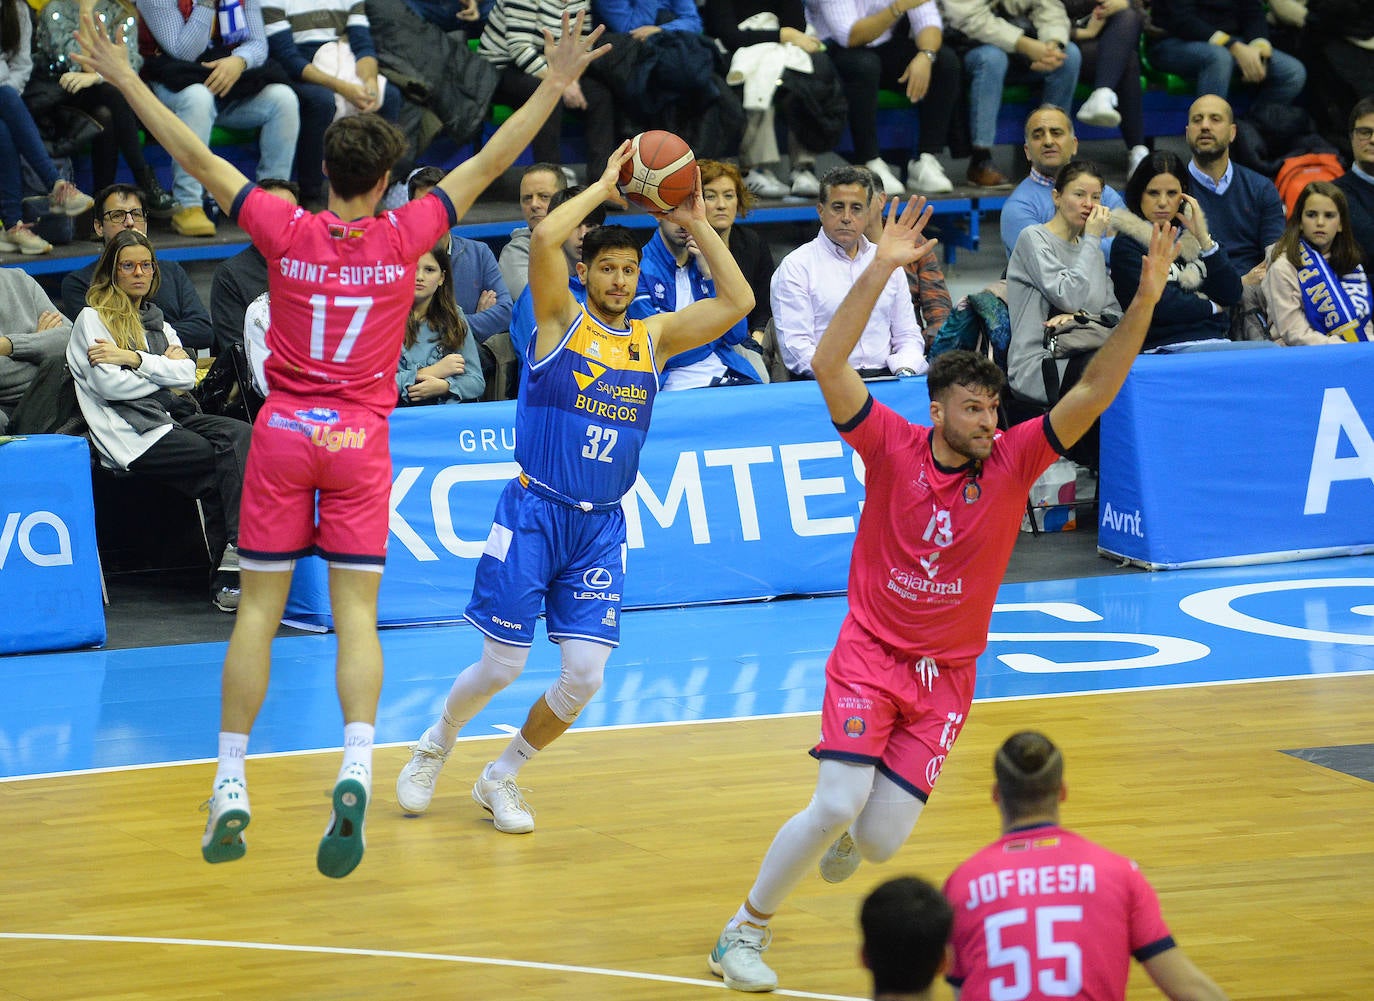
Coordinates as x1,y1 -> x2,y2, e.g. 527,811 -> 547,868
5,556 -> 1374,780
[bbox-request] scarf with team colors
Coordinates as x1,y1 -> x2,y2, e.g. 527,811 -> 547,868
1297,239 -> 1373,342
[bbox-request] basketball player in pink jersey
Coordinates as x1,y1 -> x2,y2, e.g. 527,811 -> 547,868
75,6 -> 609,878
944,731 -> 1229,1001
707,204 -> 1180,991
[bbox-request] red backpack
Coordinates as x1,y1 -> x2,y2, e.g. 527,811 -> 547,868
1274,153 -> 1345,213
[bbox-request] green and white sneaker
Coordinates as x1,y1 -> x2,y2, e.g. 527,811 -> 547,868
201,777 -> 250,864
818,830 -> 861,883
317,764 -> 369,879
708,922 -> 777,992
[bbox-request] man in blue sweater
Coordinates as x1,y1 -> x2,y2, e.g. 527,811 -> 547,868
1184,94 -> 1285,281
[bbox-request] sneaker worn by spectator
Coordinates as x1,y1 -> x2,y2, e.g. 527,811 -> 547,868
49,179 -> 95,216
1127,144 -> 1151,179
745,168 -> 790,199
790,168 -> 820,199
213,543 -> 240,612
865,157 -> 905,196
708,922 -> 777,992
471,761 -> 535,833
907,153 -> 953,194
172,205 -> 217,237
0,223 -> 52,255
1076,87 -> 1121,128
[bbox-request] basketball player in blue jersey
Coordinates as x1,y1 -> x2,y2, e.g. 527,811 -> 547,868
397,141 -> 755,833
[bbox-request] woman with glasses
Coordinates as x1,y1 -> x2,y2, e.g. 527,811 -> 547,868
67,228 -> 252,611
0,0 -> 95,255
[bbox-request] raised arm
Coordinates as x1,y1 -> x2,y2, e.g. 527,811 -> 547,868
650,171 -> 756,365
72,9 -> 249,212
529,142 -> 634,358
1048,221 -> 1178,448
812,197 -> 936,424
437,11 -> 608,218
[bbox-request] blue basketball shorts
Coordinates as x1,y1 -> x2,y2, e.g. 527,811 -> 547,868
464,478 -> 627,647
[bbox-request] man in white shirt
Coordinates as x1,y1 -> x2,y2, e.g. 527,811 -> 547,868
771,165 -> 927,378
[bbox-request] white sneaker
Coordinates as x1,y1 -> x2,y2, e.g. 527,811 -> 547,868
472,762 -> 535,834
1,223 -> 52,256
818,830 -> 861,883
396,731 -> 450,814
906,153 -> 954,194
865,157 -> 905,197
1127,144 -> 1151,179
1076,87 -> 1121,128
708,922 -> 778,992
790,168 -> 820,199
200,776 -> 250,864
744,168 -> 789,199
318,763 -> 370,879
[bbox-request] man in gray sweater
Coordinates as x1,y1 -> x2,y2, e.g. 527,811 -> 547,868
0,267 -> 71,434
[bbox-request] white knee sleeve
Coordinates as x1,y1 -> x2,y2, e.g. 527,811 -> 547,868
473,638 -> 529,694
543,639 -> 610,723
850,771 -> 925,863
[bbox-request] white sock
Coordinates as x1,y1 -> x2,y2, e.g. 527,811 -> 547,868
727,904 -> 769,931
215,732 -> 249,785
340,722 -> 374,782
490,732 -> 538,779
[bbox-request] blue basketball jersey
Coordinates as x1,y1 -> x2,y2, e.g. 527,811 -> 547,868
515,307 -> 658,506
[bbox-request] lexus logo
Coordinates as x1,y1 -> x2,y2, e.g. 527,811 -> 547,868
583,567 -> 613,589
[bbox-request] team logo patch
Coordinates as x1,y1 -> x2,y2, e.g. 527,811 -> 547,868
925,753 -> 946,787
843,716 -> 866,738
572,359 -> 607,392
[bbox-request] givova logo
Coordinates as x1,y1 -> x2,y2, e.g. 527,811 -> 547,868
0,511 -> 73,569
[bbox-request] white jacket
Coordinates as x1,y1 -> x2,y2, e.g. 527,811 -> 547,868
67,308 -> 197,470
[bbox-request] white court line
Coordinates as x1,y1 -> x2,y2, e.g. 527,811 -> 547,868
6,669 -> 1374,785
0,933 -> 862,1001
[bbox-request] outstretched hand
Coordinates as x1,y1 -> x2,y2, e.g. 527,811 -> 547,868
1135,221 -> 1180,306
542,10 -> 610,89
874,196 -> 938,271
71,4 -> 133,85
597,139 -> 634,208
655,166 -> 706,228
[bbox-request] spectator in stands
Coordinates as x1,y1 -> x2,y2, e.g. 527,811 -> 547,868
944,731 -> 1231,1001
63,183 -> 214,353
262,0 -> 403,211
941,0 -> 1082,189
1267,0 -> 1374,145
0,0 -> 95,256
1335,98 -> 1374,270
407,166 -> 513,345
1184,94 -> 1286,282
857,166 -> 952,350
66,229 -> 250,611
479,0 -> 614,186
640,192 -> 764,388
1001,104 -> 1126,257
1146,0 -> 1305,111
33,0 -> 175,219
593,0 -> 700,36
860,876 -> 952,1001
136,0 -> 299,237
700,159 -> 775,350
397,244 -> 485,403
808,0 -> 962,197
1007,160 -> 1118,467
772,165 -> 926,378
1109,150 -> 1244,351
701,0 -> 828,200
209,178 -> 297,355
0,265 -> 70,433
1262,181 -> 1372,345
403,0 -> 481,34
508,184 -> 655,361
1068,0 -> 1148,175
499,162 -> 565,299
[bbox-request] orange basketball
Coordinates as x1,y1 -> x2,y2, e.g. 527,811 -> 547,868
617,131 -> 697,212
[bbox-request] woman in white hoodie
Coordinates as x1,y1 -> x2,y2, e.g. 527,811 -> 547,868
67,229 -> 251,611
